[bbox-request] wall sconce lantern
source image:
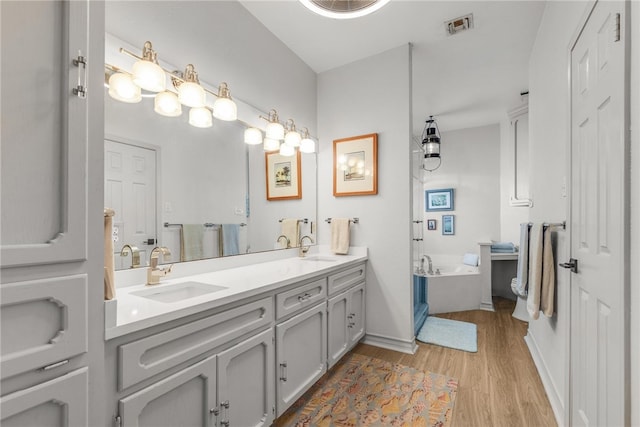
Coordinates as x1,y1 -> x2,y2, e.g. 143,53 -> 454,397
422,115 -> 442,172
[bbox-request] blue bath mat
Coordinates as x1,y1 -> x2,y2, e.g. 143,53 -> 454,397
416,316 -> 477,353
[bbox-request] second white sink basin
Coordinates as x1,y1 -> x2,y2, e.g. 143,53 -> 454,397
131,281 -> 228,303
300,256 -> 338,262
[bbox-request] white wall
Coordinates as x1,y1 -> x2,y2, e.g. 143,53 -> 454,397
422,125 -> 501,257
317,45 -> 415,352
526,1 -> 591,423
631,2 -> 639,424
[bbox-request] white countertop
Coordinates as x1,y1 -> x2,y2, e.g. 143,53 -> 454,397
105,247 -> 367,340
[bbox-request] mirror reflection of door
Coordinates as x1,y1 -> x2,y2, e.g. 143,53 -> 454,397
105,139 -> 157,269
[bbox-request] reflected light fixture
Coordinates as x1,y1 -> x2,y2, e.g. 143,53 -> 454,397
280,143 -> 295,157
189,106 -> 212,128
108,72 -> 141,103
244,127 -> 263,145
299,128 -> 315,153
212,82 -> 237,121
263,110 -> 285,140
154,91 -> 182,117
284,119 -> 302,147
131,41 -> 166,92
422,115 -> 442,172
263,137 -> 280,152
177,64 -> 206,108
299,0 -> 391,19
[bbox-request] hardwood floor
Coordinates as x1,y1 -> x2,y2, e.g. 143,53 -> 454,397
352,297 -> 557,427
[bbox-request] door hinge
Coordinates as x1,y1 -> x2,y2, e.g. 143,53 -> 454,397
614,13 -> 621,42
72,52 -> 87,99
114,415 -> 122,427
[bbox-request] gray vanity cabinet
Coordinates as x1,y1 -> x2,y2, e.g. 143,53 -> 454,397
119,356 -> 217,427
217,328 -> 275,427
275,302 -> 327,416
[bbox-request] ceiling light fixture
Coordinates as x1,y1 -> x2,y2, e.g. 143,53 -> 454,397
176,64 -> 206,108
422,115 -> 442,172
131,41 -> 166,92
299,0 -> 390,19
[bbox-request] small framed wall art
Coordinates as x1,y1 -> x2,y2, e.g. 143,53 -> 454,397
265,151 -> 302,201
427,219 -> 437,230
333,133 -> 378,196
442,214 -> 455,235
425,188 -> 454,211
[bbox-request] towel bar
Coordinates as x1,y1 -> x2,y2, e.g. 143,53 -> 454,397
529,221 -> 566,230
164,222 -> 246,228
278,218 -> 308,224
325,218 -> 359,224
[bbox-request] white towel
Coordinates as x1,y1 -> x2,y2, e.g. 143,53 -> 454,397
512,223 -> 529,297
331,218 -> 350,255
281,219 -> 300,248
526,223 -> 544,319
181,224 -> 204,261
462,253 -> 479,267
103,208 -> 116,301
540,227 -> 556,317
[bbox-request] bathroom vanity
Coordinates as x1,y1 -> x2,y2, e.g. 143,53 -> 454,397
104,249 -> 366,427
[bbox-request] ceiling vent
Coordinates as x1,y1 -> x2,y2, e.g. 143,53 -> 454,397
445,14 -> 474,36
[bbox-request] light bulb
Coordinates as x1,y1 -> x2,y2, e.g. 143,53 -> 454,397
263,138 -> 280,152
132,60 -> 166,92
265,122 -> 285,140
300,137 -> 315,153
154,91 -> 182,117
178,81 -> 206,108
108,73 -> 141,103
244,127 -> 263,145
189,107 -> 212,128
280,143 -> 295,157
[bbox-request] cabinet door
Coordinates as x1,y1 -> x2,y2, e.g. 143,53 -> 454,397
119,356 -> 217,427
327,291 -> 349,368
275,303 -> 327,417
348,283 -> 366,348
1,0 -> 89,267
217,329 -> 275,427
0,367 -> 88,427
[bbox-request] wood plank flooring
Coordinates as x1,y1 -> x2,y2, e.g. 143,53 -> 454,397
352,298 -> 557,427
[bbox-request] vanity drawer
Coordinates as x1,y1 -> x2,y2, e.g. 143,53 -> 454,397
328,264 -> 366,296
276,278 -> 326,320
118,297 -> 273,391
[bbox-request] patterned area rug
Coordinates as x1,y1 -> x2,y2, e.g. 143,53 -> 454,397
276,353 -> 459,427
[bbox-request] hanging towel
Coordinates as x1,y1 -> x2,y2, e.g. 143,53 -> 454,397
221,224 -> 240,256
181,224 -> 204,262
540,227 -> 556,317
281,219 -> 300,248
512,223 -> 530,297
104,208 -> 116,301
331,218 -> 351,255
526,223 -> 544,319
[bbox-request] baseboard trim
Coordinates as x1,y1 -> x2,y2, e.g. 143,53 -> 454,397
524,332 -> 565,427
362,333 -> 418,354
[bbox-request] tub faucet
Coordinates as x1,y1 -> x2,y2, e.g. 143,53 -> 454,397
120,244 -> 141,269
147,247 -> 172,285
423,255 -> 434,275
276,235 -> 291,249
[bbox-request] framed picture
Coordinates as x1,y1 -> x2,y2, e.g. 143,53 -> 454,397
442,215 -> 455,235
427,219 -> 436,230
265,151 -> 302,201
333,133 -> 378,196
425,188 -> 454,211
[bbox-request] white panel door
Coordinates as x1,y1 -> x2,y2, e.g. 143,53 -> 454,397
105,139 -> 157,268
0,0 -> 88,267
217,328 -> 275,427
569,1 -> 628,425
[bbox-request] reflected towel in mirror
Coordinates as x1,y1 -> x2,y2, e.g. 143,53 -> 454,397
181,224 -> 204,262
221,224 -> 240,256
281,219 -> 300,248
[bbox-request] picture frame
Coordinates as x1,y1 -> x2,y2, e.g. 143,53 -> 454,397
425,188 -> 454,211
265,151 -> 302,201
427,219 -> 437,230
333,133 -> 378,197
442,215 -> 455,235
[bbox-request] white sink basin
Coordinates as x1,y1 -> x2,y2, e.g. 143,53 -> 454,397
300,256 -> 338,262
131,281 -> 228,303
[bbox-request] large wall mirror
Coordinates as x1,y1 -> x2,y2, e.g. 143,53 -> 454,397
104,7 -> 317,270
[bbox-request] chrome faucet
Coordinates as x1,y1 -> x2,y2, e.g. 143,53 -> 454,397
276,234 -> 291,249
147,247 -> 172,285
416,258 -> 426,275
298,235 -> 313,257
423,255 -> 434,275
120,244 -> 141,269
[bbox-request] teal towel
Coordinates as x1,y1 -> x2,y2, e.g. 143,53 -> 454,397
221,224 -> 240,256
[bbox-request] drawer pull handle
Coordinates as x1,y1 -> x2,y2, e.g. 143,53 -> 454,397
41,359 -> 69,371
297,293 -> 312,302
280,362 -> 288,381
